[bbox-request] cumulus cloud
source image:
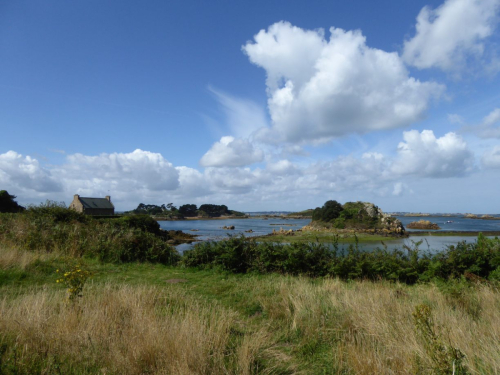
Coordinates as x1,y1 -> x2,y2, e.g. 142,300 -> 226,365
0,151 -> 62,193
175,166 -> 211,198
482,146 -> 500,168
403,0 -> 500,72
392,130 -> 474,177
200,136 -> 264,167
1,129 -> 477,210
50,149 -> 180,205
243,22 -> 444,144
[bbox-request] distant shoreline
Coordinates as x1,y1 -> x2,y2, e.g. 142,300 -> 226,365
154,216 -> 310,221
408,230 -> 500,237
393,213 -> 500,220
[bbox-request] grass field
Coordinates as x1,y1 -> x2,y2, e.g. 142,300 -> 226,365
2,247 -> 500,374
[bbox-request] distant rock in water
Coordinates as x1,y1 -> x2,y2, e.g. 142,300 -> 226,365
407,220 -> 440,230
464,213 -> 478,219
309,200 -> 406,236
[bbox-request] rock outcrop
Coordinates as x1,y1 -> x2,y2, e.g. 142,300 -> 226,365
272,227 -> 296,236
464,213 -> 478,219
407,220 -> 440,230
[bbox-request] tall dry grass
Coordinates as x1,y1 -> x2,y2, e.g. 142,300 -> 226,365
2,246 -> 500,374
0,284 -> 248,374
259,278 -> 500,374
0,247 -> 61,270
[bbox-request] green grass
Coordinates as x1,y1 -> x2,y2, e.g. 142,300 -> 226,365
3,250 -> 500,374
255,230 -> 397,243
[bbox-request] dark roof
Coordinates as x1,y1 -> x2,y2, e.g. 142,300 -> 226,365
79,197 -> 114,210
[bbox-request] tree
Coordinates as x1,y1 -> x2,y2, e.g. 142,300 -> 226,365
312,200 -> 343,222
179,204 -> 198,217
0,190 -> 25,213
198,204 -> 229,217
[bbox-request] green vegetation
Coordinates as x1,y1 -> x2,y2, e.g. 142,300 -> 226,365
179,203 -> 246,218
0,201 -> 180,264
311,199 -> 405,235
183,234 -> 500,283
257,229 -> 395,243
286,209 -> 313,217
312,200 -> 382,229
1,203 -> 500,373
0,190 -> 25,213
2,248 -> 500,373
127,202 -> 246,219
127,202 -> 183,218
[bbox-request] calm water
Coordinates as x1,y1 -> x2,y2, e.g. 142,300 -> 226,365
397,215 -> 500,232
159,216 -> 500,253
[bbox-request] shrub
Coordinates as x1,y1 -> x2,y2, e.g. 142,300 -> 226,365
181,234 -> 500,284
0,204 -> 180,265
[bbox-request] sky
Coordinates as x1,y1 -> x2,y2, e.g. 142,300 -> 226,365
1,0 -> 500,213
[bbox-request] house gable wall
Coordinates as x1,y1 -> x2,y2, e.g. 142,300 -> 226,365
69,195 -> 114,216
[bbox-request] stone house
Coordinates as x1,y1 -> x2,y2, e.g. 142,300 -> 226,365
69,194 -> 115,216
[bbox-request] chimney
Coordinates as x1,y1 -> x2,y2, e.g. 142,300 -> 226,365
105,196 -> 111,202
74,194 -> 79,200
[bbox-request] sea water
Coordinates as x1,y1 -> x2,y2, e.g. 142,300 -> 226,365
159,216 -> 500,253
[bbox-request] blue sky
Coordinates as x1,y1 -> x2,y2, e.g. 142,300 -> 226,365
1,0 -> 500,213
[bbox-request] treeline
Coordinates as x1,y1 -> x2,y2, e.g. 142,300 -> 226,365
128,202 -> 246,218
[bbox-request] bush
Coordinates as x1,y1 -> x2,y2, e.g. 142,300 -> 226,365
0,204 -> 180,265
181,235 -> 500,284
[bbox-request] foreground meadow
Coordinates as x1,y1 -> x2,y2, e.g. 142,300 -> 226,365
1,247 -> 500,374
1,205 -> 500,374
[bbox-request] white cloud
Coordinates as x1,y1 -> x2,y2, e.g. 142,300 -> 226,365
403,0 -> 500,72
0,151 -> 62,193
175,166 -> 211,198
200,136 -> 264,167
209,87 -> 268,138
482,145 -> 500,168
266,159 -> 299,175
462,107 -> 500,138
204,166 -> 264,194
483,108 -> 500,126
392,130 -> 474,177
243,22 -> 444,144
59,149 -> 180,196
0,128 -> 477,211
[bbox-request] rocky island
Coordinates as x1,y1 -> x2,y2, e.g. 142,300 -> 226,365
407,220 -> 440,230
259,200 -> 406,243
